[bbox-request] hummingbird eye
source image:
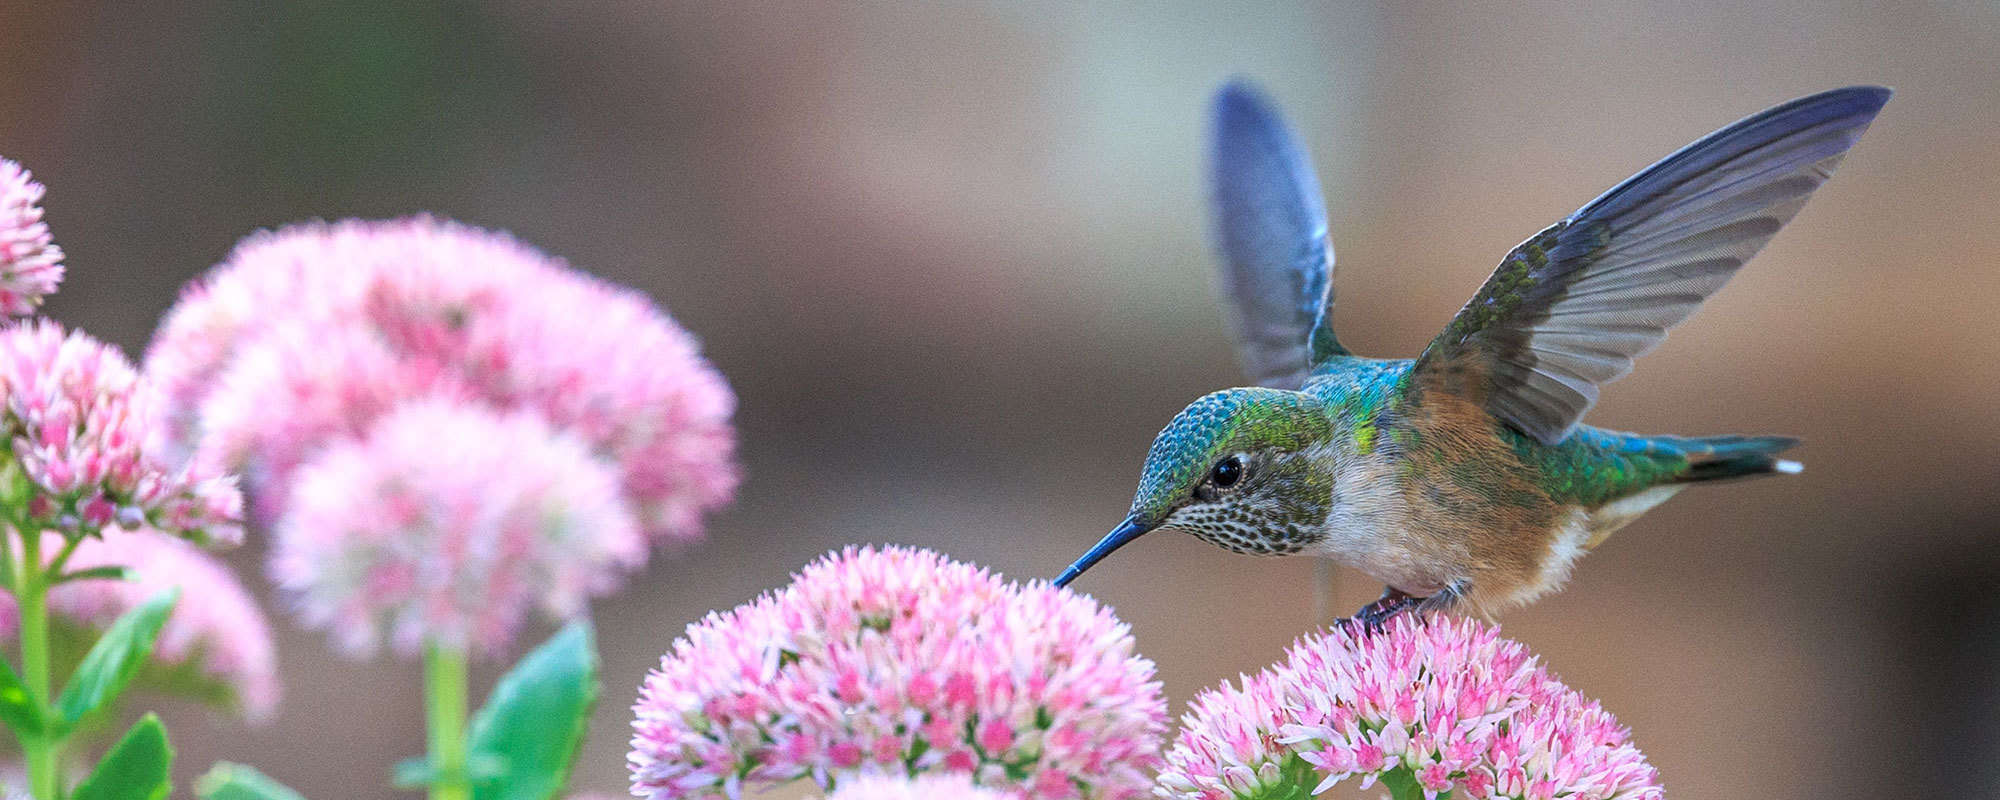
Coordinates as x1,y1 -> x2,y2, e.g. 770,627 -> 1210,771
1210,456 -> 1244,488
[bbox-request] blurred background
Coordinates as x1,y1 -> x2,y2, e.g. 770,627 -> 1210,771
3,2 -> 1997,798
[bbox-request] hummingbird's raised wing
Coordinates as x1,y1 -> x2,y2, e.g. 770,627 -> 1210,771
1411,86 -> 1890,444
1209,80 -> 1344,390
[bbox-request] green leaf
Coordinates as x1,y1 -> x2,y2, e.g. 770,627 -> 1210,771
1378,765 -> 1433,800
0,655 -> 45,736
57,588 -> 178,725
1239,755 -> 1339,800
71,713 -> 173,800
195,762 -> 307,800
467,621 -> 598,800
54,565 -> 133,585
393,754 -> 505,789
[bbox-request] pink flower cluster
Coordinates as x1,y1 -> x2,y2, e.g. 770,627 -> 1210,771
145,217 -> 738,543
0,531 -> 278,720
0,320 -> 242,545
270,400 -> 644,658
825,773 -> 1013,800
628,546 -> 1166,800
0,160 -> 63,315
1157,616 -> 1661,800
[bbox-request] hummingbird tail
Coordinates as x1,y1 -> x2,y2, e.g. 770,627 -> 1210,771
1672,435 -> 1802,483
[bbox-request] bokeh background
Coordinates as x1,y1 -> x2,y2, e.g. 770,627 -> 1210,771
3,2 -> 1998,798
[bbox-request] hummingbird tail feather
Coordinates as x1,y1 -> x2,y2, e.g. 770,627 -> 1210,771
1673,435 -> 1802,483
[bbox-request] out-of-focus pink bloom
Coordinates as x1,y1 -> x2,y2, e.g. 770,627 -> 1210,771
1156,616 -> 1662,800
195,322 -> 460,517
0,159 -> 63,315
270,399 -> 644,659
0,761 -> 32,800
0,531 -> 278,721
462,273 -> 738,543
145,217 -> 738,542
825,773 -> 1013,800
143,224 -> 371,454
0,320 -> 242,545
628,546 -> 1166,800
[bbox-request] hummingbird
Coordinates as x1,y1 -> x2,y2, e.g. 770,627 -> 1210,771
1052,81 -> 1888,625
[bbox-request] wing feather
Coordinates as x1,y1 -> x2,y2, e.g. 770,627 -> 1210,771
1209,79 -> 1342,389
1413,86 -> 1890,443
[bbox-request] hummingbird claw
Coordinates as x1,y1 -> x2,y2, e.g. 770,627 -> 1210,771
1348,587 -> 1419,634
1346,582 -> 1468,633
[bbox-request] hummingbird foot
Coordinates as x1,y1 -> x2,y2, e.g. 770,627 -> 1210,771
1345,587 -> 1418,634
1345,583 -> 1464,634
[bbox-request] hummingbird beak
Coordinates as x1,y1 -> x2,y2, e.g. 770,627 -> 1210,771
1052,516 -> 1156,588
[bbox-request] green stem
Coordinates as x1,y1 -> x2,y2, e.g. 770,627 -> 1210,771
0,519 -> 15,592
17,530 -> 59,800
424,642 -> 471,800
43,535 -> 81,579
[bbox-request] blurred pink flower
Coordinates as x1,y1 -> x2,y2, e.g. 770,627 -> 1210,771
1156,616 -> 1661,800
825,773 -> 1012,800
0,320 -> 242,545
0,762 -> 34,800
145,217 -> 738,542
0,159 -> 63,315
0,531 -> 278,721
461,271 -> 737,542
628,546 -> 1167,800
270,399 -> 644,659
143,223 -> 370,454
194,321 -> 458,516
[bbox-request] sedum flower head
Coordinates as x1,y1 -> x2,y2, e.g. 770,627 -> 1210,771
628,546 -> 1167,800
1156,616 -> 1661,800
145,217 -> 738,542
193,320 -> 452,516
461,271 -> 738,542
0,531 -> 279,720
0,159 -> 63,315
826,773 -> 1014,800
270,398 -> 643,659
143,223 -> 369,454
0,320 -> 242,545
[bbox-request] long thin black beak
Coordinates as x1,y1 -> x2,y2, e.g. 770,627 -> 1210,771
1052,517 -> 1155,588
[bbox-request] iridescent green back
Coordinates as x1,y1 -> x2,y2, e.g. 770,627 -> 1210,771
1307,357 -> 1693,508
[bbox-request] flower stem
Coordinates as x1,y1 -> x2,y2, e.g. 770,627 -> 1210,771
424,642 -> 471,800
44,534 -> 81,579
17,530 -> 60,800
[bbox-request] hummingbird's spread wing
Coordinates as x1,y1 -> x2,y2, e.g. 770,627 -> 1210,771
1411,86 -> 1890,444
1209,80 -> 1343,391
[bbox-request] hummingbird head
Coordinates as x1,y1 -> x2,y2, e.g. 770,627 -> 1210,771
1054,387 -> 1333,587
